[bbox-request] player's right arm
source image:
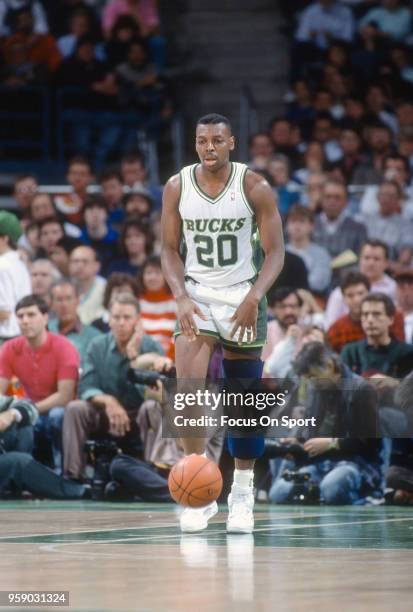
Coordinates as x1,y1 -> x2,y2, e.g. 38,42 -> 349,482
161,175 -> 207,342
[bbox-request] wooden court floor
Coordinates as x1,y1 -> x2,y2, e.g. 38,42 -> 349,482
0,502 -> 412,612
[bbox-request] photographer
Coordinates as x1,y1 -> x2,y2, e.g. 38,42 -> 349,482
0,397 -> 87,500
268,342 -> 385,505
62,292 -> 166,486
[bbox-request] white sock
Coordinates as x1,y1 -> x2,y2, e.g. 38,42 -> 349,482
233,469 -> 254,490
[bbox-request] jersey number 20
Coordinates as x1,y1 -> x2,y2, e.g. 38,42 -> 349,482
194,234 -> 238,267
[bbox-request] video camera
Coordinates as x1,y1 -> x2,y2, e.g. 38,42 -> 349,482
128,367 -> 176,387
281,469 -> 320,504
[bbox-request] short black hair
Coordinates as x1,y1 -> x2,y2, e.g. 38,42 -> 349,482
76,34 -> 97,50
367,120 -> 392,135
67,155 -> 92,172
38,216 -> 65,233
269,116 -> 292,130
361,292 -> 396,317
293,342 -> 341,377
83,195 -> 108,212
111,14 -> 141,38
99,169 -> 123,184
197,114 -> 232,132
340,271 -> 370,294
269,286 -> 303,308
361,239 -> 389,260
15,295 -> 48,315
384,153 -> 410,175
314,111 -> 333,123
121,150 -> 146,166
124,191 -> 153,212
55,236 -> 82,254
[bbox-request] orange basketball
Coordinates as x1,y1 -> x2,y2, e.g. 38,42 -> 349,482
168,455 -> 223,508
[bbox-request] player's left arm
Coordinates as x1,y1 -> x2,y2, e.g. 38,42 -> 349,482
230,172 -> 285,343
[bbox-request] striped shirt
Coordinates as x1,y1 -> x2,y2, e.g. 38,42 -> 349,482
139,289 -> 177,359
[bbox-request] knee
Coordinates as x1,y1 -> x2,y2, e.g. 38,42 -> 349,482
320,465 -> 360,505
268,478 -> 293,504
109,455 -> 129,481
64,401 -> 87,423
49,407 -> 65,427
1,451 -> 32,471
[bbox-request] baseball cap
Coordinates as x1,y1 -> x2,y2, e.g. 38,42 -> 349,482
0,211 -> 23,242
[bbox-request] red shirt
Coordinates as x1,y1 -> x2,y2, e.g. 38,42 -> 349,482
327,310 -> 405,354
0,332 -> 80,403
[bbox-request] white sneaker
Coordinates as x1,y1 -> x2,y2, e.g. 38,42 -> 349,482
180,501 -> 218,533
226,488 -> 254,534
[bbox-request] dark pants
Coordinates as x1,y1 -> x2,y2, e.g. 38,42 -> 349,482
1,424 -> 33,454
110,454 -> 172,503
387,465 -> 413,494
33,406 -> 65,473
63,400 -> 142,480
0,451 -> 85,500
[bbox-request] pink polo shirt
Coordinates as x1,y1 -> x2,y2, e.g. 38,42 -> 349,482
0,332 -> 80,402
102,0 -> 159,34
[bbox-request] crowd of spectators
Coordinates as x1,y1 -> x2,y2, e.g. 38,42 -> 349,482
0,0 -> 171,167
1,0 -> 413,507
253,0 -> 413,506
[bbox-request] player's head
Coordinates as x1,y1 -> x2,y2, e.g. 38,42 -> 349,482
195,114 -> 234,172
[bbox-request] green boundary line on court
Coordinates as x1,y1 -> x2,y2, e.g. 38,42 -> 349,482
0,504 -> 412,549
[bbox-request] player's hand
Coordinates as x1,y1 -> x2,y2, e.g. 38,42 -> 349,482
105,399 -> 130,437
303,438 -> 333,457
177,295 -> 207,342
229,296 -> 258,345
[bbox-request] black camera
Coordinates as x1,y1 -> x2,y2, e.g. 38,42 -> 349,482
85,440 -> 120,500
281,468 -> 320,504
128,367 -> 176,387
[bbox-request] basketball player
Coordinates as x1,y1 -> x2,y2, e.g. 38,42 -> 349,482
161,114 -> 284,533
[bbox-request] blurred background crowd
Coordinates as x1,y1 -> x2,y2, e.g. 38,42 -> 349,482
1,0 -> 413,508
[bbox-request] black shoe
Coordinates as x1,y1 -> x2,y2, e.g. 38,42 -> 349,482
104,480 -> 133,502
81,484 -> 92,500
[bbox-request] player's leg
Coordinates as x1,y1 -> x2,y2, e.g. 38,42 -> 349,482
222,350 -> 265,534
175,333 -> 219,532
175,333 -> 216,455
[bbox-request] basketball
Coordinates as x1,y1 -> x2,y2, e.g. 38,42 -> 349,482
168,455 -> 223,508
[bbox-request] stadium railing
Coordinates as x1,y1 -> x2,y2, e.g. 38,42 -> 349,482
0,85 -> 51,161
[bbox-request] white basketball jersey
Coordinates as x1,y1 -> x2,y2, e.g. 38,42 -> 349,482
179,162 -> 262,288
